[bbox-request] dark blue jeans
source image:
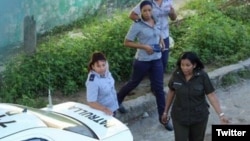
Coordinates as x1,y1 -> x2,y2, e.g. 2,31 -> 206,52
117,59 -> 165,121
162,37 -> 170,73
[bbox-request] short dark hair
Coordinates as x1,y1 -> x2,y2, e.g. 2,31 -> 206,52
140,0 -> 153,10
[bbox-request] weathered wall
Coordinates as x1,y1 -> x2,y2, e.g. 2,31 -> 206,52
0,0 -> 141,52
0,0 -> 101,50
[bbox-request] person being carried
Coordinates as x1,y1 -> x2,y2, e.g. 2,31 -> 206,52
85,51 -> 119,116
117,0 -> 173,131
161,51 -> 230,141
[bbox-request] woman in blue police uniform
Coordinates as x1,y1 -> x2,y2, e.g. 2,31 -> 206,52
129,0 -> 177,73
117,0 -> 173,130
85,52 -> 119,116
162,51 -> 229,141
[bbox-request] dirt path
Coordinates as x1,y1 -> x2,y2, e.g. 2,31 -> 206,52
173,0 -> 190,10
51,73 -> 171,105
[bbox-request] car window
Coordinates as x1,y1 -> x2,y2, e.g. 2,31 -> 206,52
23,138 -> 48,141
63,125 -> 98,139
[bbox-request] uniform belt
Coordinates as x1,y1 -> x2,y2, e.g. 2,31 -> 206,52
150,44 -> 161,52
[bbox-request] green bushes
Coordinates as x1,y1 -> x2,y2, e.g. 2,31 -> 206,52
170,0 -> 250,69
221,69 -> 250,87
0,0 -> 249,107
81,13 -> 135,81
0,12 -> 134,106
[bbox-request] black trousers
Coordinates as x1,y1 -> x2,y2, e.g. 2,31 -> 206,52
172,117 -> 208,141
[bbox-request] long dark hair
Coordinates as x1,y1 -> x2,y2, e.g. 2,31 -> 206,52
87,52 -> 107,73
176,51 -> 204,70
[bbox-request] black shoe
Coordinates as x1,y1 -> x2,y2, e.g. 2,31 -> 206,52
118,104 -> 127,114
163,121 -> 174,131
160,116 -> 174,131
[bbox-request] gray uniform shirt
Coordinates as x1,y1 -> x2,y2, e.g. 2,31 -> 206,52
132,0 -> 173,39
125,18 -> 162,61
85,70 -> 119,112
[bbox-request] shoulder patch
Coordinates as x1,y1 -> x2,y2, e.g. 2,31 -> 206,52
134,19 -> 141,23
89,74 -> 95,81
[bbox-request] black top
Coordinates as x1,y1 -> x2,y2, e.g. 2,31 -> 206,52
168,69 -> 215,125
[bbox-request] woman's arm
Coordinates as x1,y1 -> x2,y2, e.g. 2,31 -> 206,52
129,11 -> 140,21
87,102 -> 113,115
160,37 -> 165,50
168,6 -> 177,21
207,92 -> 230,123
124,39 -> 153,54
161,89 -> 175,123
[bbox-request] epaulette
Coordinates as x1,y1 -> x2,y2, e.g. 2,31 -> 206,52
89,74 -> 95,81
134,19 -> 141,23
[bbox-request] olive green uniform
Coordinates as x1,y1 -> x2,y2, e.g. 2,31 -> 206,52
168,69 -> 215,141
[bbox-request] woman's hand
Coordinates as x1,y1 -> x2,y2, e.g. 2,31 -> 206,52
169,6 -> 177,21
161,113 -> 170,124
220,115 -> 230,124
103,107 -> 113,115
160,38 -> 165,51
144,45 -> 154,55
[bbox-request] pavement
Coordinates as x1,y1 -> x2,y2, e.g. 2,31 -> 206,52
115,58 -> 250,123
126,78 -> 250,141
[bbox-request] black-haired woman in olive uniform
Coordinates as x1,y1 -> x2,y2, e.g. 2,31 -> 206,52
162,51 -> 229,141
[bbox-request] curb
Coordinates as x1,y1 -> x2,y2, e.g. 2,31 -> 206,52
116,58 -> 250,122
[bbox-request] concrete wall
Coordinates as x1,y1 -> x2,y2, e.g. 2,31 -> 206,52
0,0 -> 101,49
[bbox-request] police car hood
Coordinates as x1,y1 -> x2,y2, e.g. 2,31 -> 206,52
0,104 -> 48,139
43,102 -> 132,140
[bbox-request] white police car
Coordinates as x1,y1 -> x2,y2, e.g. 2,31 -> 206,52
0,102 -> 133,141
